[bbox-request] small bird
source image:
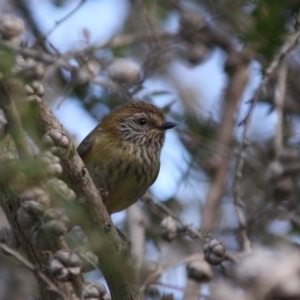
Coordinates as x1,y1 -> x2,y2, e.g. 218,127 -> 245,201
77,102 -> 176,214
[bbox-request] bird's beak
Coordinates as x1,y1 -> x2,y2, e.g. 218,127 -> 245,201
157,121 -> 177,130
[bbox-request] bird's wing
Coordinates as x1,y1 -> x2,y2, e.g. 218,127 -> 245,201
77,128 -> 98,162
150,162 -> 160,186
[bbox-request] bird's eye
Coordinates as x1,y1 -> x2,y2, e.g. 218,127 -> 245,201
137,118 -> 147,126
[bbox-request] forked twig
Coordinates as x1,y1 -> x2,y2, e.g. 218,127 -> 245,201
35,0 -> 87,46
141,194 -> 204,242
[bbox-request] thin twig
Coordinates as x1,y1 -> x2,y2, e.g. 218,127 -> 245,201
0,243 -> 68,300
247,202 -> 274,226
0,39 -> 72,69
274,60 -> 287,156
0,30 -> 166,98
232,145 -> 252,253
153,282 -> 209,299
35,0 -> 87,46
141,194 -> 204,242
153,281 -> 207,297
140,254 -> 203,293
12,0 -> 48,52
69,31 -> 172,58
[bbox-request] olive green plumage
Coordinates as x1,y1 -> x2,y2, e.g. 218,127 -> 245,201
77,102 -> 176,214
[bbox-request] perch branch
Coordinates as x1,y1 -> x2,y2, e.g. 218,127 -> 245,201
23,96 -> 142,300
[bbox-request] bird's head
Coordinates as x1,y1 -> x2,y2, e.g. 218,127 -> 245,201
102,102 -> 176,149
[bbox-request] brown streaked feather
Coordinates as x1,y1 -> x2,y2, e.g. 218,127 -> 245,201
77,127 -> 98,161
76,102 -> 171,214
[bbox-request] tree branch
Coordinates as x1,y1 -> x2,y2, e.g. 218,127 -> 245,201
23,95 -> 142,300
201,53 -> 250,232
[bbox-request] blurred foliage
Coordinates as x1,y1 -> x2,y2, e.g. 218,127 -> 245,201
247,0 -> 300,60
0,49 -> 15,78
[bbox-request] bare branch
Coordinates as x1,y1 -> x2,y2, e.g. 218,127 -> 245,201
141,194 -> 204,242
35,0 -> 88,46
140,254 -> 203,293
201,53 -> 250,232
232,144 -> 252,253
274,60 -> 287,156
